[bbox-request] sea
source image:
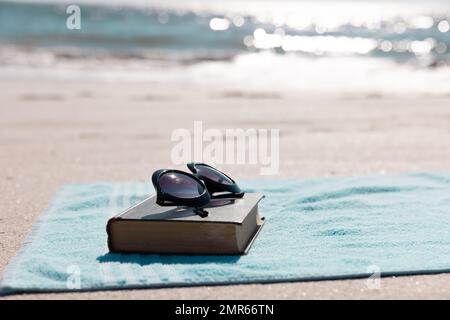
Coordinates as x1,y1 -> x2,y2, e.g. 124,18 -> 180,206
1,0 -> 450,93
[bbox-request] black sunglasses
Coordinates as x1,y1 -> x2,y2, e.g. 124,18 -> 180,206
152,163 -> 244,217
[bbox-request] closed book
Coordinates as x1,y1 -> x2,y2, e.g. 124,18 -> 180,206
107,193 -> 265,255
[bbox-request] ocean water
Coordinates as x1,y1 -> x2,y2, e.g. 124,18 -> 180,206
1,0 -> 450,93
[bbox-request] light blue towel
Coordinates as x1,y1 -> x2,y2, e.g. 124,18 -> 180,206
2,172 -> 450,295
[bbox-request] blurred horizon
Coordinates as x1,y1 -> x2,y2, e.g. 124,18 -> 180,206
1,0 -> 450,94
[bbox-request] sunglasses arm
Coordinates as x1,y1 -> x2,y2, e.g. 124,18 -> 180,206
210,192 -> 245,199
156,199 -> 176,206
156,199 -> 209,218
193,207 -> 209,218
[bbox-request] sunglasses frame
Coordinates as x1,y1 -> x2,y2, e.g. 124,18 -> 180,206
152,164 -> 245,218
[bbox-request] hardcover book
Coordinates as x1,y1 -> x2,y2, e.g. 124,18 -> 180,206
107,193 -> 265,255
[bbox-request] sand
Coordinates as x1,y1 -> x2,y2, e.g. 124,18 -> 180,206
1,79 -> 450,299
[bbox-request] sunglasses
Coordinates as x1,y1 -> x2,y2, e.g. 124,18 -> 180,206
152,163 -> 244,218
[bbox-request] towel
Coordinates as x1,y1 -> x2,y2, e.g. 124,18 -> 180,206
2,172 -> 450,295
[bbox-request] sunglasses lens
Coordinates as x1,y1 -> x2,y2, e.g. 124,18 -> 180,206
159,172 -> 204,198
195,165 -> 233,185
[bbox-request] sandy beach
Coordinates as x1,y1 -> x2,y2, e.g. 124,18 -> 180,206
1,78 -> 450,299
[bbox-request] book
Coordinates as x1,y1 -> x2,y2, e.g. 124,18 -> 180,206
106,193 -> 265,255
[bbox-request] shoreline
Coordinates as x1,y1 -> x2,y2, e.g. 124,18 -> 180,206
2,53 -> 450,96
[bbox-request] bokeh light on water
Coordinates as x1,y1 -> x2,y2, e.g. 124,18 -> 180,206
0,0 -> 450,91
1,0 -> 449,64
